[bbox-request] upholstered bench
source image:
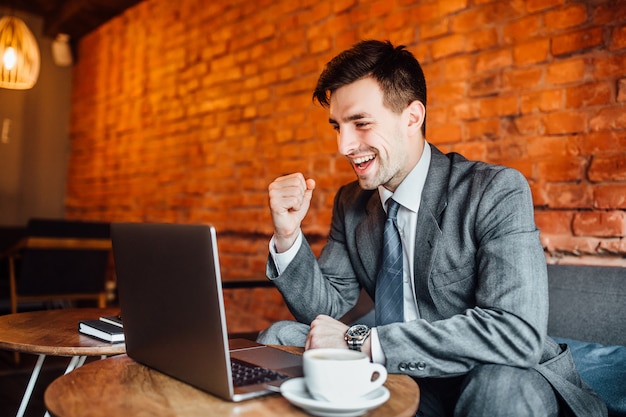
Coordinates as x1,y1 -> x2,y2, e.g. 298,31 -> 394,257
547,264 -> 626,417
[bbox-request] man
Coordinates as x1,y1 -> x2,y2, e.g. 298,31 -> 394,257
258,40 -> 606,416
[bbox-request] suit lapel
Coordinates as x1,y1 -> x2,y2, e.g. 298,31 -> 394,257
356,192 -> 384,287
413,146 -> 450,317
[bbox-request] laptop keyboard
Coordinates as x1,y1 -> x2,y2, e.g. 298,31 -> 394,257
231,358 -> 289,387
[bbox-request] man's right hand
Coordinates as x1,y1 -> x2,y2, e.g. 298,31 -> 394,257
268,173 -> 316,253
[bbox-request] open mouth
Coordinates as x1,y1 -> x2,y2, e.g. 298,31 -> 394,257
352,155 -> 376,173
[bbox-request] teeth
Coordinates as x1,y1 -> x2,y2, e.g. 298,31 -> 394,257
353,155 -> 375,165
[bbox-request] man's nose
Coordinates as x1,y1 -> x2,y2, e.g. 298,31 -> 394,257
337,128 -> 358,156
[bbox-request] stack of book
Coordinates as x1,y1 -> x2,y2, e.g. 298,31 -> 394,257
78,315 -> 124,343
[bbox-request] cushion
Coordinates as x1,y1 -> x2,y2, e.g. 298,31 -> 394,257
553,337 -> 626,416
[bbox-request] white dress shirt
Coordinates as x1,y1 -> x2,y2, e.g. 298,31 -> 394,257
269,143 -> 432,363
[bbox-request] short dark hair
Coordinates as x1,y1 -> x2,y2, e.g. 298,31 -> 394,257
313,40 -> 427,134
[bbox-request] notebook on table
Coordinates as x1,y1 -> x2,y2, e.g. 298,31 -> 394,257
111,222 -> 302,402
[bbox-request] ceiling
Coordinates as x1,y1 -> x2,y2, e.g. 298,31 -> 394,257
0,0 -> 143,39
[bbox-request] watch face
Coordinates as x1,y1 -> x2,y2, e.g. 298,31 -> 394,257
348,324 -> 370,339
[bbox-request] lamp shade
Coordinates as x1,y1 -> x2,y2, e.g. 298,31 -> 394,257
0,15 -> 40,90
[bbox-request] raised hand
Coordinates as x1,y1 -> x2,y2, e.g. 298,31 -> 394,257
268,173 -> 316,253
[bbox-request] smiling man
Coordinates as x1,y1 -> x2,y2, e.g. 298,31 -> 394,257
259,40 -> 606,417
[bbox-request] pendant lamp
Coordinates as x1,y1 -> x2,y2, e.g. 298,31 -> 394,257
0,15 -> 40,90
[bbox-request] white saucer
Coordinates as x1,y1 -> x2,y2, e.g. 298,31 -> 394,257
280,377 -> 390,417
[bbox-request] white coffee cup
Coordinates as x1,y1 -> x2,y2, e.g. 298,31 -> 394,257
303,348 -> 388,403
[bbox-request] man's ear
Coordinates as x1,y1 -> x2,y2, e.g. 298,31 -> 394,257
406,100 -> 426,134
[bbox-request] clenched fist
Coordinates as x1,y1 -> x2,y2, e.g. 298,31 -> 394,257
268,173 -> 316,253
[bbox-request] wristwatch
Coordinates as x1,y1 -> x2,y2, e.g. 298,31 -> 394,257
344,324 -> 371,351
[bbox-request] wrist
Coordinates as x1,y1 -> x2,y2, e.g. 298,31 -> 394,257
344,324 -> 371,352
273,229 -> 300,253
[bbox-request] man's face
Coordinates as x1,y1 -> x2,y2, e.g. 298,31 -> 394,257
329,77 -> 424,192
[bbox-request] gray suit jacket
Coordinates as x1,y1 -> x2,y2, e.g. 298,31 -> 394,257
268,145 -> 606,416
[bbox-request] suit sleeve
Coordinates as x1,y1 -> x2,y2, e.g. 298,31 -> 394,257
266,186 -> 363,324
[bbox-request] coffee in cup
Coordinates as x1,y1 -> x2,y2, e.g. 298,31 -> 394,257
302,348 -> 387,403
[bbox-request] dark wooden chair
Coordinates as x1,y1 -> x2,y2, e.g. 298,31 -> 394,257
2,218 -> 112,314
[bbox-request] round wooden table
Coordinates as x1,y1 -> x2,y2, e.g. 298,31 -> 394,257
0,308 -> 126,417
45,348 -> 420,417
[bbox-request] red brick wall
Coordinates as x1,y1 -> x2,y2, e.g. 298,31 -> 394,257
67,0 -> 626,332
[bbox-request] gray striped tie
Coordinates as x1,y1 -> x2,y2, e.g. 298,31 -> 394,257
375,198 -> 404,326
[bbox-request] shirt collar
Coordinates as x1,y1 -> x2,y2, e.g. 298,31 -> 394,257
378,142 -> 431,214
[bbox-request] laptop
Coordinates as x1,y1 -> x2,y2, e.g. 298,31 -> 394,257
111,222 -> 303,402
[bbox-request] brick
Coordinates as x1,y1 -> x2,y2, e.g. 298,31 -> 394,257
525,133 -> 577,161
546,59 -> 586,85
502,67 -> 543,91
552,27 -> 604,56
540,234 -> 601,255
514,115 -> 545,135
534,210 -> 574,234
544,183 -> 594,209
449,101 -> 480,121
451,7 -> 489,33
610,24 -> 626,51
450,141 -> 487,161
544,110 -> 587,135
598,239 -> 626,256
544,4 -> 588,31
593,1 -> 626,26
580,131 -> 624,156
565,82 -> 612,108
485,140 -> 525,163
573,211 -> 626,237
618,79 -> 626,102
588,154 -> 626,181
589,106 -> 626,132
428,123 -> 463,142
466,28 -> 499,53
479,96 -> 518,118
537,156 -> 587,182
420,16 -> 449,40
384,11 -> 411,32
595,184 -> 626,209
332,0 -> 357,13
525,0 -> 564,13
475,49 -> 513,73
443,56 -> 473,80
521,89 -> 563,114
469,73 -> 501,97
593,53 -> 626,78
407,2 -> 439,24
466,118 -> 500,141
503,15 -> 542,44
431,34 -> 466,59
513,39 -> 550,65
428,81 -> 467,105
438,0 -> 469,16
504,159 -> 534,180
427,105 -> 447,126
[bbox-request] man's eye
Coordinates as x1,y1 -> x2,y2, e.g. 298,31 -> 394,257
356,122 -> 370,129
331,124 -> 340,132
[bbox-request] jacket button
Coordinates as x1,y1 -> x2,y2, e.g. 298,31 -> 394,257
408,362 -> 417,371
398,363 -> 407,372
417,362 -> 426,371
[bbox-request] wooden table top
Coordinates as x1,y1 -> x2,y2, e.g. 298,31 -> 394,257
45,347 -> 420,417
0,308 -> 126,356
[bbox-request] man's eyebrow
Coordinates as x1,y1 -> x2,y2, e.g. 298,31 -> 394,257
328,113 -> 371,124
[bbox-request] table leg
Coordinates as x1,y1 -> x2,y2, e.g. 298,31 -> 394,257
42,356 -> 87,417
64,355 -> 83,374
16,353 -> 46,417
